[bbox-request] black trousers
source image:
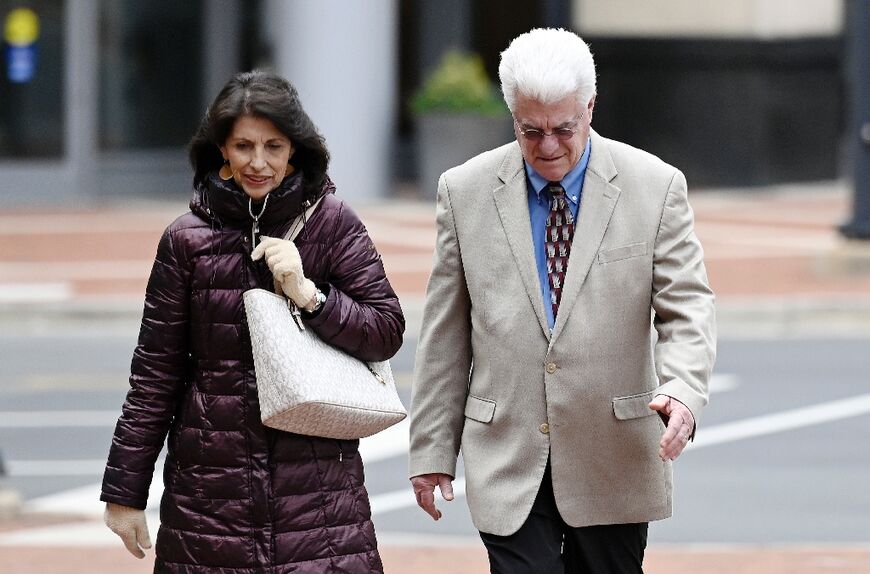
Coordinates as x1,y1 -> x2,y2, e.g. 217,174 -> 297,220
479,466 -> 648,574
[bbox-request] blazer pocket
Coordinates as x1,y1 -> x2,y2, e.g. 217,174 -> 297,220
598,241 -> 648,264
464,394 -> 496,423
612,390 -> 656,420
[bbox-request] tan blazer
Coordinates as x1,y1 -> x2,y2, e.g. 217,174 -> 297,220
409,130 -> 716,536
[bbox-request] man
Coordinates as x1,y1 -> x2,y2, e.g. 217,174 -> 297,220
408,28 -> 716,574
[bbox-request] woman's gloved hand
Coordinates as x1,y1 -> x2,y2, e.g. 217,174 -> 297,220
104,502 -> 151,558
251,236 -> 317,309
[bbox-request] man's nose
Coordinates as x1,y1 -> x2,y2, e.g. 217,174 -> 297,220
539,133 -> 560,154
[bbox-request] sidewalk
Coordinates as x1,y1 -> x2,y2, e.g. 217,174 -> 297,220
2,180 -> 870,336
2,541 -> 870,574
2,180 -> 870,573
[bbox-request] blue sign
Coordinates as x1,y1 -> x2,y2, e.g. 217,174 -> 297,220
6,43 -> 36,83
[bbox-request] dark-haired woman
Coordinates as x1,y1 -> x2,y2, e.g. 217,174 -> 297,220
100,70 -> 404,573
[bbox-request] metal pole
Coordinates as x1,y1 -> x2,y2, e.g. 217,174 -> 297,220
842,0 -> 870,239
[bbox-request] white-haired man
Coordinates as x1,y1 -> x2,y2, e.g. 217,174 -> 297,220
409,28 -> 716,573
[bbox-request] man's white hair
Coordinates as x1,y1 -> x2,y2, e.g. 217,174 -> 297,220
498,28 -> 596,113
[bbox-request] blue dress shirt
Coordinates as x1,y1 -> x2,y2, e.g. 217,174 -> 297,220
525,139 -> 592,330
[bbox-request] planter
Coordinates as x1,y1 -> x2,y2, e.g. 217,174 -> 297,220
416,113 -> 514,199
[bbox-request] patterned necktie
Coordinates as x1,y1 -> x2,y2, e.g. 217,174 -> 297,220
545,182 -> 574,319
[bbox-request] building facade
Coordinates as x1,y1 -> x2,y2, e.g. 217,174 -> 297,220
0,0 -> 847,205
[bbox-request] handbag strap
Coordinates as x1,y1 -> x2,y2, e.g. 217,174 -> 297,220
282,196 -> 324,242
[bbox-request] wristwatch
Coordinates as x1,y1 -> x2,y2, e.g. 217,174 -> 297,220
308,288 -> 327,312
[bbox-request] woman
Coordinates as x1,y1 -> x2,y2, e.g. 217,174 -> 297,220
101,70 -> 404,573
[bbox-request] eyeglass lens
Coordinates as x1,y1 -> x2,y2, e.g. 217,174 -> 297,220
522,127 -> 575,141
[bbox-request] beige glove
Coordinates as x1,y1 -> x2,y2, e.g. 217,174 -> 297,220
251,236 -> 317,309
104,502 -> 151,559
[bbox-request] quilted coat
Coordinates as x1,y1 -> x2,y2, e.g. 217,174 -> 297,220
101,171 -> 405,573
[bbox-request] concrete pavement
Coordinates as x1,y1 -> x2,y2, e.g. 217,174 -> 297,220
2,180 -> 870,335
1,179 -> 870,572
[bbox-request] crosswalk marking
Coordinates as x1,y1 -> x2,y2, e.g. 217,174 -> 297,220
16,376 -> 870,547
4,386 -> 869,545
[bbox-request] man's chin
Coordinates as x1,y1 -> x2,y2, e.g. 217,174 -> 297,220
535,167 -> 567,182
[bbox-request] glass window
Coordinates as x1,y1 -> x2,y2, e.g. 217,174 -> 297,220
98,0 -> 203,151
0,0 -> 64,158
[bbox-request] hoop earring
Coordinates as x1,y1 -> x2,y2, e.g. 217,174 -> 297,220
219,160 -> 233,181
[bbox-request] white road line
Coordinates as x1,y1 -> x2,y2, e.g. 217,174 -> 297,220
0,283 -> 72,303
374,391 -> 870,516
359,418 -> 410,463
0,261 -> 151,280
6,460 -> 109,476
23,467 -> 164,515
688,393 -> 870,450
8,386 -> 868,544
709,374 -> 739,394
0,410 -> 120,428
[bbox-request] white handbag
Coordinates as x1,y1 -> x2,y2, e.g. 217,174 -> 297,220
243,199 -> 407,440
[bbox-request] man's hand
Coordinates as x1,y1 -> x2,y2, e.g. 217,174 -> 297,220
649,395 -> 695,462
410,473 -> 454,521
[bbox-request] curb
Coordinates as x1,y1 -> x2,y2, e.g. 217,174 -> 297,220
5,298 -> 870,338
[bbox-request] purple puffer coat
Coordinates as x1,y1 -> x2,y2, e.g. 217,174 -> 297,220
101,171 -> 404,573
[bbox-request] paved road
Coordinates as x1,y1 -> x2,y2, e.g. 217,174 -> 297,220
2,182 -> 870,572
1,330 -> 868,547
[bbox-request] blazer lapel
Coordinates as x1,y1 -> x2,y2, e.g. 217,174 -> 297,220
550,131 -> 621,343
492,144 -> 551,339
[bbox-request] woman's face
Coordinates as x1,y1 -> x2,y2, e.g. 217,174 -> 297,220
220,115 -> 294,200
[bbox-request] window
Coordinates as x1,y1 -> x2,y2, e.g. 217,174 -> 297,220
0,1 -> 64,158
98,0 -> 203,151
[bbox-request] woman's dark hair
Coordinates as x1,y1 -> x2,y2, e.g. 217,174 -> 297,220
188,70 -> 330,200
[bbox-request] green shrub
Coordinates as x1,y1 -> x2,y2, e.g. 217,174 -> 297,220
410,50 -> 507,116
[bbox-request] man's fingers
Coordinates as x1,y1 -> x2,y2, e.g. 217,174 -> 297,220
439,476 -> 455,501
648,395 -> 669,411
660,416 -> 692,460
660,412 -> 682,446
415,488 -> 441,520
412,474 -> 453,521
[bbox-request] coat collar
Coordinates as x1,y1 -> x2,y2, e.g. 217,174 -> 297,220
492,142 -> 551,338
190,170 -> 328,228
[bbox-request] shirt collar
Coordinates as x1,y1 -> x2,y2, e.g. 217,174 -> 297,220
525,138 -> 591,206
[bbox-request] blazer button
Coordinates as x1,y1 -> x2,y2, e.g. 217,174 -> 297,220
545,362 -> 557,374
539,423 -> 550,434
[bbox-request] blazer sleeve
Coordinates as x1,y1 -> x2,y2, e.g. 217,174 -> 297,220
408,173 -> 473,479
651,169 -> 717,426
101,223 -> 192,509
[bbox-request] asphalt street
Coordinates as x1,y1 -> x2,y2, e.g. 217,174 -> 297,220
1,328 -> 868,546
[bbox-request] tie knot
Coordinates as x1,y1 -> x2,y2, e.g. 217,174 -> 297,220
548,183 -> 565,198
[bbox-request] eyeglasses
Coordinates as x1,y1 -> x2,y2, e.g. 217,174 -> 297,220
515,114 -> 583,142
